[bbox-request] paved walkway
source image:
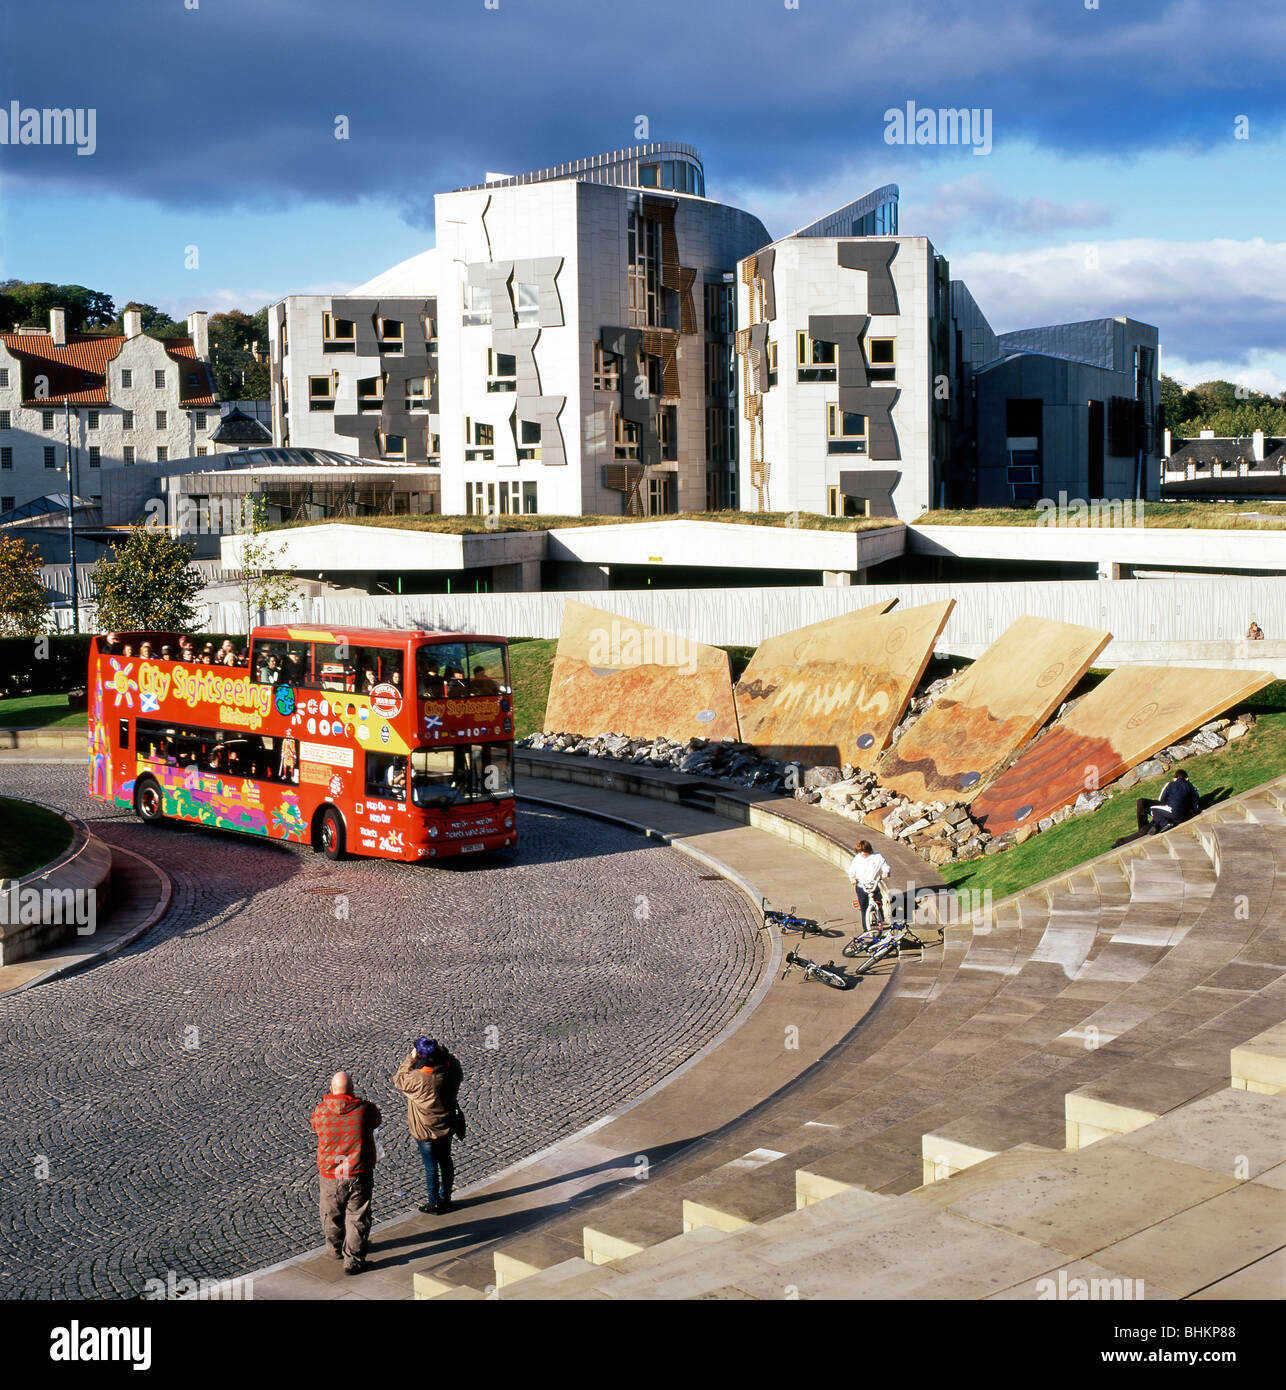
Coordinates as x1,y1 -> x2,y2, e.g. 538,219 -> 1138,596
246,773 -> 904,1300
0,764 -> 760,1298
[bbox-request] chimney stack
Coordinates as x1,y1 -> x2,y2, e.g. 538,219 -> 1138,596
1252,429 -> 1265,462
124,308 -> 143,339
187,310 -> 209,361
50,307 -> 66,347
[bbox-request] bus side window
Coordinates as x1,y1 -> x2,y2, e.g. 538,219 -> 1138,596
119,719 -> 130,750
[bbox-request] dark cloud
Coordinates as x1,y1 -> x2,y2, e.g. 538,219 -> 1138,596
0,0 -> 1282,231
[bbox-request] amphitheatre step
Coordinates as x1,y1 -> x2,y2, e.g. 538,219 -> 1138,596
494,1231 -> 586,1288
796,1138 -> 925,1205
1064,1061 -> 1226,1148
409,776 -> 1286,1303
921,1106 -> 1067,1182
1231,1021 -> 1286,1094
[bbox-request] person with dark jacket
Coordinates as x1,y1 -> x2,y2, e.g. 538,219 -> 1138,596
310,1071 -> 382,1274
1137,768 -> 1201,835
394,1037 -> 462,1215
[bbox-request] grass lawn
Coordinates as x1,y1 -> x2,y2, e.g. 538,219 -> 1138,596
509,638 -> 557,740
271,510 -> 897,537
916,500 -> 1286,530
0,694 -> 86,729
0,795 -> 74,879
940,680 -> 1286,902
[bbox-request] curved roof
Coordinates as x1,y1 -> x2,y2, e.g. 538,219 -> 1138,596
351,247 -> 440,296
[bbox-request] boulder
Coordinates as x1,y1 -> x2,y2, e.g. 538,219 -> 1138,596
1014,824 -> 1038,845
1115,766 -> 1141,792
1226,722 -> 1250,741
924,843 -> 954,865
803,766 -> 844,789
1072,791 -> 1105,815
1192,729 -> 1226,751
1133,759 -> 1164,782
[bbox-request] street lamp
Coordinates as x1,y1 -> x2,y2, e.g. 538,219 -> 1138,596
64,401 -> 80,635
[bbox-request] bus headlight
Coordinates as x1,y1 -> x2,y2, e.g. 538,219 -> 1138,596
503,815 -> 513,828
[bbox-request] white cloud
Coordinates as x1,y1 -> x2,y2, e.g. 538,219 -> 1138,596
905,177 -> 1110,240
950,236 -> 1286,370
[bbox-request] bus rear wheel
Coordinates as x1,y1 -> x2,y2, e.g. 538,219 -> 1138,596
318,807 -> 346,861
134,776 -> 165,825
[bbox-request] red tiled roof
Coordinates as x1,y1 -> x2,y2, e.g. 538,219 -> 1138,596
0,330 -> 217,406
1,331 -> 123,404
164,338 -> 218,405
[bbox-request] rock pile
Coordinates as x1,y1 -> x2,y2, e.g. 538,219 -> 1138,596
520,705 -> 1258,867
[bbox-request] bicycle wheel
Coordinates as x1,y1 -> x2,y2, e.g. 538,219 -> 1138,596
842,937 -> 862,958
819,963 -> 850,990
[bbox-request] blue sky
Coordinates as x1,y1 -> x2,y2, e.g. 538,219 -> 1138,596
1,0 -> 1284,387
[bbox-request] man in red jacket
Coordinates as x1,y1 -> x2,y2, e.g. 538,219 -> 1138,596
310,1071 -> 382,1275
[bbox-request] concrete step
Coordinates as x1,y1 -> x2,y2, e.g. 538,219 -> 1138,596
1065,1061 -> 1227,1148
1231,1021 -> 1286,1095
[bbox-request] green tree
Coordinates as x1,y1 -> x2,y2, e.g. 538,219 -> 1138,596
232,491 -> 298,630
0,280 -> 116,332
1159,373 -> 1184,433
210,307 -> 271,399
0,534 -> 50,637
109,301 -> 185,339
91,528 -> 205,631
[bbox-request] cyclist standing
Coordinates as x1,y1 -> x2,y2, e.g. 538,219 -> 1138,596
848,840 -> 892,928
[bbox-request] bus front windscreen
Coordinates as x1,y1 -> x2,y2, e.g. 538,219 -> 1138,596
410,744 -> 513,807
416,642 -> 511,701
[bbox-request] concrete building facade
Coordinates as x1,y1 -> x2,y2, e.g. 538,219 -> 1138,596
267,144 -> 1162,524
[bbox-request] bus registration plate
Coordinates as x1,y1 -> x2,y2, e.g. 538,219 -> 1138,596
460,842 -> 486,854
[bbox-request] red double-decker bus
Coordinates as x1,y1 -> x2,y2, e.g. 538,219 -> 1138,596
87,625 -> 517,862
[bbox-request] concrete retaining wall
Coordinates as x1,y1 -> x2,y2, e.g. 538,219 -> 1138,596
0,805 -> 112,966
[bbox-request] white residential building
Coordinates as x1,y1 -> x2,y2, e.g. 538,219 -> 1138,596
0,308 -> 219,515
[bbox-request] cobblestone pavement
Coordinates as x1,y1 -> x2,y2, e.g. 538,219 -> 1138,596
0,765 -> 761,1299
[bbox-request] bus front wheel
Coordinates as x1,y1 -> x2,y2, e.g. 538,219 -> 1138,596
318,807 -> 346,861
134,777 -> 165,825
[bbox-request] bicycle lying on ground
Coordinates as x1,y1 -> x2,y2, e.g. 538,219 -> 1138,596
844,923 -> 926,974
781,950 -> 852,990
761,899 -> 841,941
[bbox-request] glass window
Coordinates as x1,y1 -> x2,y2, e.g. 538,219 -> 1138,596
323,313 -> 356,347
87,410 -> 99,429
867,337 -> 896,382
515,284 -> 539,325
121,369 -> 132,388
379,317 -> 404,346
156,410 -> 167,429
352,646 -> 404,695
122,409 -> 134,430
123,445 -> 135,465
135,720 -> 299,784
416,641 -> 510,701
154,370 -> 166,388
463,283 -> 492,327
410,743 -> 513,807
365,751 -> 408,802
405,377 -> 429,410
